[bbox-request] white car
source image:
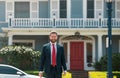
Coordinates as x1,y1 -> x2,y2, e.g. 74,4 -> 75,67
0,64 -> 44,78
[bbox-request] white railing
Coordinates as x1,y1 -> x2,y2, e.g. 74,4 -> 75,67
9,18 -> 120,28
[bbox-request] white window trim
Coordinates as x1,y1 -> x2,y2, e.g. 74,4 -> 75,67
39,0 -> 48,1
50,0 -> 60,18
83,0 -> 87,18
94,0 -> 103,18
13,40 -> 35,49
115,0 -> 120,18
84,41 -> 95,70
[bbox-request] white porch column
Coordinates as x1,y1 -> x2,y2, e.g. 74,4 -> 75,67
67,0 -> 71,18
98,35 -> 103,61
8,35 -> 13,45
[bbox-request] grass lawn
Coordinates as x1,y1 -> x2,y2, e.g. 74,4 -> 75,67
24,70 -> 46,77
24,70 -> 39,75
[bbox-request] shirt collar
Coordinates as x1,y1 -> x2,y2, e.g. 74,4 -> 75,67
50,42 -> 56,46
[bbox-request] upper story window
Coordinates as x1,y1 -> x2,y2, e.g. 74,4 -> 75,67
87,0 -> 94,18
60,0 -> 67,18
15,2 -> 30,18
39,1 -> 49,18
104,0 -> 115,18
71,0 -> 83,18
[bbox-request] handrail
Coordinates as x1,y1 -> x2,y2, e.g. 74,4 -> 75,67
9,18 -> 120,28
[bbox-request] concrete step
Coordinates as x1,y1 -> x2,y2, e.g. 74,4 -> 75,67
68,70 -> 88,78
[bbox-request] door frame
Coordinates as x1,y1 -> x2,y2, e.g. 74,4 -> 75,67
59,36 -> 95,70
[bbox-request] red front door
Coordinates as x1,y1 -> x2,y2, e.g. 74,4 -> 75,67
70,42 -> 84,70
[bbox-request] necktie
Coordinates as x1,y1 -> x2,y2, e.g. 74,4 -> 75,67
52,44 -> 56,66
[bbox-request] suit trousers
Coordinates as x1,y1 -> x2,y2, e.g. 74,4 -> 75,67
46,65 -> 62,78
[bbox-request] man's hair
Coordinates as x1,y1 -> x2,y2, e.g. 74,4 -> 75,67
49,30 -> 58,35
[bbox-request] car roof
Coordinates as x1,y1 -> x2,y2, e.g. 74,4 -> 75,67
0,64 -> 27,75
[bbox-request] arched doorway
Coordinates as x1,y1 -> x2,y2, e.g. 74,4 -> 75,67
59,35 -> 95,70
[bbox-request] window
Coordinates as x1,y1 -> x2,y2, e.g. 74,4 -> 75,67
0,66 -> 18,74
104,0 -> 115,18
71,0 -> 83,18
86,43 -> 93,63
60,0 -> 67,18
39,1 -> 49,18
15,2 -> 30,18
13,40 -> 35,49
87,0 -> 94,18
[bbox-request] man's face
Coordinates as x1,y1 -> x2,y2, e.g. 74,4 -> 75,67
49,33 -> 58,43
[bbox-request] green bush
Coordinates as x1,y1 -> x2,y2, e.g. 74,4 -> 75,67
24,70 -> 46,76
93,53 -> 120,71
24,70 -> 39,75
0,46 -> 41,70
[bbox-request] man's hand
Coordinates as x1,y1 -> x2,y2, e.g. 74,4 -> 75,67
39,72 -> 43,78
63,71 -> 67,76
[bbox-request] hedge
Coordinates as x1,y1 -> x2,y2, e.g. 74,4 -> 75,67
0,46 -> 41,70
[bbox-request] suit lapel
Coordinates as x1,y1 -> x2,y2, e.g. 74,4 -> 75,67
56,44 -> 59,59
47,43 -> 51,61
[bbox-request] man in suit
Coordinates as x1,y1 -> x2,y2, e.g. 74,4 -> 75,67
39,30 -> 67,78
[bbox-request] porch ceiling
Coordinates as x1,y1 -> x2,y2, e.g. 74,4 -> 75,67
1,28 -> 120,35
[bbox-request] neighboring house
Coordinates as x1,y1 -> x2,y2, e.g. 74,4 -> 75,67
0,0 -> 120,71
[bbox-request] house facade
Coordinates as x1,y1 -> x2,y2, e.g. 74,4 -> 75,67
0,0 -> 120,71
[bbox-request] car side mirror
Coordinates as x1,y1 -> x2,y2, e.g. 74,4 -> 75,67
17,71 -> 25,76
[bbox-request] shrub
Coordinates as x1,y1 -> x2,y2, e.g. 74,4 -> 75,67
0,46 -> 41,70
89,71 -> 120,78
93,53 -> 120,71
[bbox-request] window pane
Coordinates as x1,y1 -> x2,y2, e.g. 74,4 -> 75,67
15,2 -> 30,18
39,1 -> 49,18
86,43 -> 92,63
60,0 -> 67,18
87,0 -> 94,18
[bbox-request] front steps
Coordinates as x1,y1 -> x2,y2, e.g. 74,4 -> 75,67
68,70 -> 88,78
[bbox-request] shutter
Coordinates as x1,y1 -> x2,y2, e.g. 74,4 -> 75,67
31,1 -> 38,18
50,0 -> 59,18
95,0 -> 103,18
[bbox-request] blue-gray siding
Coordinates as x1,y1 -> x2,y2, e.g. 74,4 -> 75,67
0,23 -> 8,32
92,35 -> 120,60
0,1 -> 5,21
102,35 -> 120,56
39,1 -> 49,18
71,0 -> 83,18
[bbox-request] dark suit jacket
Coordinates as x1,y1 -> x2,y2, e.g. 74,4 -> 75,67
39,43 -> 67,74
